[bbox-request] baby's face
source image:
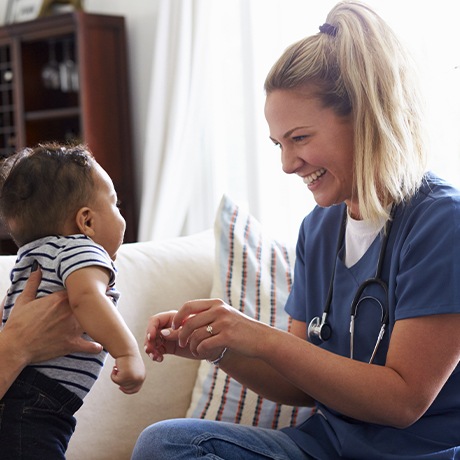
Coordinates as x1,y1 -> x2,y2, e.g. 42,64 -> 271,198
88,165 -> 126,260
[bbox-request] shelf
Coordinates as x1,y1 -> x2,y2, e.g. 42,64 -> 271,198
25,106 -> 80,121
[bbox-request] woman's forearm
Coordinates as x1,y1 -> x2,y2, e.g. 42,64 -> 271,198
257,316 -> 460,428
0,329 -> 28,399
219,349 -> 315,407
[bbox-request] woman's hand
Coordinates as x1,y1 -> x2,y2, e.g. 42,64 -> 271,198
3,267 -> 103,364
144,299 -> 273,365
168,298 -> 270,363
145,300 -> 314,407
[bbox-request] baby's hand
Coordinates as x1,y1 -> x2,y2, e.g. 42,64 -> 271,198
111,353 -> 146,394
144,310 -> 179,362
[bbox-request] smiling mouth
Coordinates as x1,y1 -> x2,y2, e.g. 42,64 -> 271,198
303,168 -> 326,185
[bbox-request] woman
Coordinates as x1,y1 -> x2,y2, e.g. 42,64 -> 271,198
136,2 -> 460,458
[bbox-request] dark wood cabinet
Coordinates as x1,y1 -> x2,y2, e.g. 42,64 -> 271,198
0,12 -> 136,254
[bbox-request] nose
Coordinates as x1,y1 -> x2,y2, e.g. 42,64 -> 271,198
281,146 -> 303,175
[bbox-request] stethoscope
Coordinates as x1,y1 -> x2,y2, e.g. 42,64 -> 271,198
307,204 -> 396,364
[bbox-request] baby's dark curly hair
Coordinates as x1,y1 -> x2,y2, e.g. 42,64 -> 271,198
0,142 -> 97,247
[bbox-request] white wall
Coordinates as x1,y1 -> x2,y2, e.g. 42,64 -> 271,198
0,0 -> 160,213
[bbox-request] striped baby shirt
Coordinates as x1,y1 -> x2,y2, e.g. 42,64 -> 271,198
2,234 -> 120,400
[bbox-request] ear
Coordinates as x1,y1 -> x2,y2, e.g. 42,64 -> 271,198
75,207 -> 95,237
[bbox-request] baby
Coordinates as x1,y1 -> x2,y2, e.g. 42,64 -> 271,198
0,143 -> 145,458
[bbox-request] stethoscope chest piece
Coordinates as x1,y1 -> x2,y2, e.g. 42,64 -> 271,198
307,313 -> 332,343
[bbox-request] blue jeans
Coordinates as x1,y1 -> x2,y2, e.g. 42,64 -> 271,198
0,367 -> 82,460
132,418 -> 312,460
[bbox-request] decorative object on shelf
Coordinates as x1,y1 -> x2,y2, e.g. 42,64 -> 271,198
59,38 -> 79,92
41,39 -> 60,89
41,37 -> 79,92
38,0 -> 84,17
5,0 -> 44,24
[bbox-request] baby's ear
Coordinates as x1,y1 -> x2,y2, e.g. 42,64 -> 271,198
75,207 -> 95,236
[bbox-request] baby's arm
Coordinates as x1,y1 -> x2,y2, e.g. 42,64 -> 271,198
65,266 -> 145,394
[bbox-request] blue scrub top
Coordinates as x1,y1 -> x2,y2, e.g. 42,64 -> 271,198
283,172 -> 460,459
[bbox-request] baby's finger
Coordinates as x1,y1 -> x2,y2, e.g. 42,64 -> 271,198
159,328 -> 179,340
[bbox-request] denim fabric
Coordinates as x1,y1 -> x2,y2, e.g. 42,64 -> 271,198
0,367 -> 82,460
132,418 -> 313,460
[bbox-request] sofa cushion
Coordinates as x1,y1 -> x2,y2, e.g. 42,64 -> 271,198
186,195 -> 312,428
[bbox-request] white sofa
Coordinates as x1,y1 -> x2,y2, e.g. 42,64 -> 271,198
0,230 -> 215,460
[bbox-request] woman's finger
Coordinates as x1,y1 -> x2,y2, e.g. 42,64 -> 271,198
14,262 -> 41,306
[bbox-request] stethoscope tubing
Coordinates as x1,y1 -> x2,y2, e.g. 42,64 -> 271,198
308,204 -> 396,363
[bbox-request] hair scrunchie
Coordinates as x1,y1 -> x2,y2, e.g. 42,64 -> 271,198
319,23 -> 338,37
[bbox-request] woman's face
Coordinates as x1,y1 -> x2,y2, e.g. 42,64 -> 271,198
265,88 -> 358,216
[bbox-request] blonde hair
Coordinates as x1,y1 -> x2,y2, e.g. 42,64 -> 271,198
265,1 -> 427,222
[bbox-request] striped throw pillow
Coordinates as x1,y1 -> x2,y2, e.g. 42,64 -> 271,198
186,195 -> 312,428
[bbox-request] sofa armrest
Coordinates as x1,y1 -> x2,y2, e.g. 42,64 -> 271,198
67,230 -> 214,460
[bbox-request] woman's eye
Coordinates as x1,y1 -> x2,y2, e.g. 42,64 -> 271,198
293,135 -> 308,142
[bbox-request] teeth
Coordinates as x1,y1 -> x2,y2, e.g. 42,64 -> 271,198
304,168 -> 326,185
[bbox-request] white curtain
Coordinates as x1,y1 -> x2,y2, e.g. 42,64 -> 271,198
139,0 -> 460,244
138,0 -> 211,241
